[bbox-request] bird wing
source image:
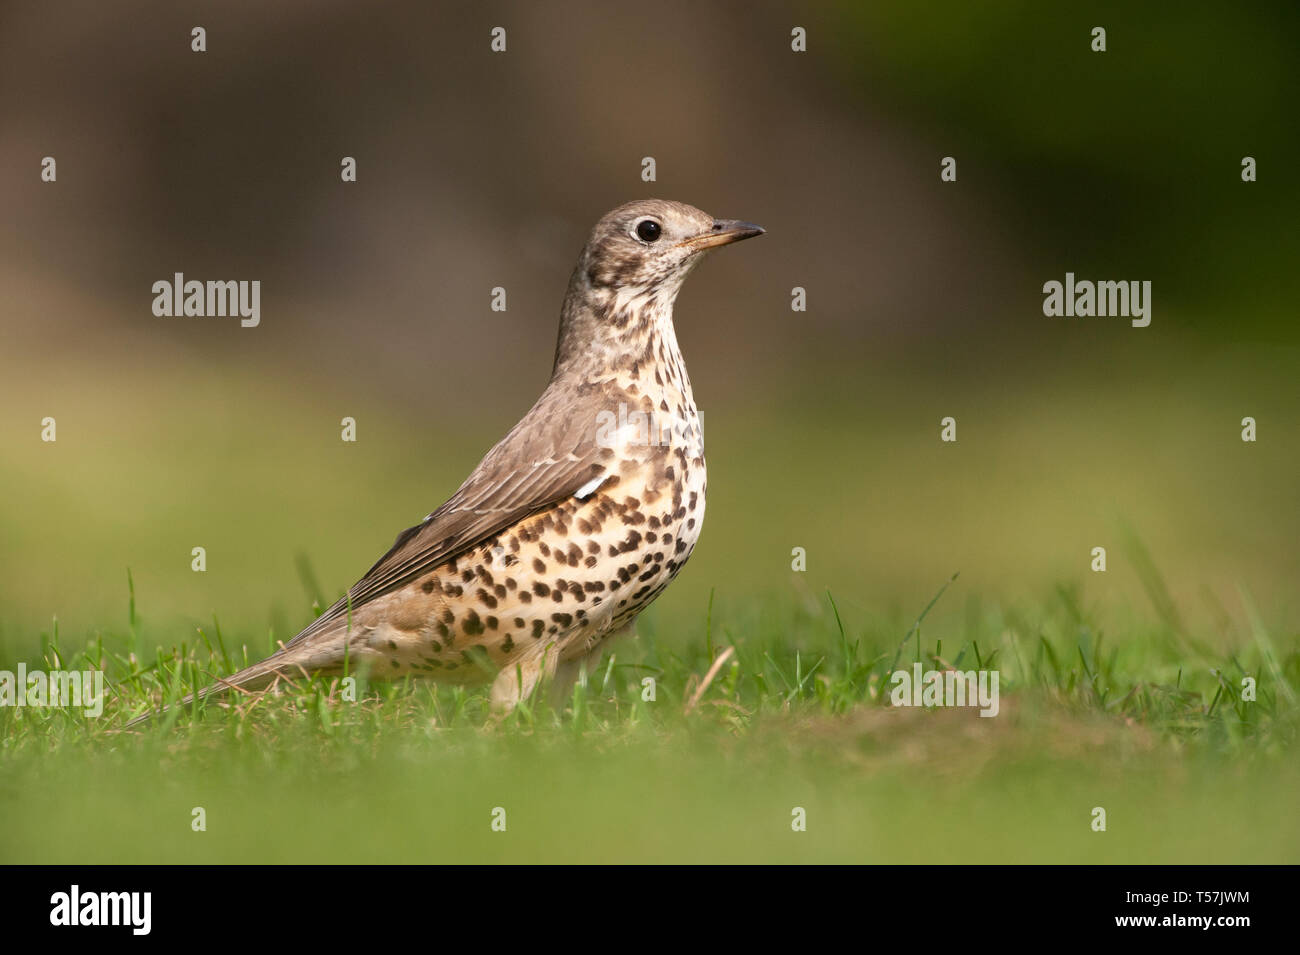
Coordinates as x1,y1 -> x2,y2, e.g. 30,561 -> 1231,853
286,382 -> 616,647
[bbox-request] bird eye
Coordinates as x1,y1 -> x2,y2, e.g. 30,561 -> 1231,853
635,219 -> 662,243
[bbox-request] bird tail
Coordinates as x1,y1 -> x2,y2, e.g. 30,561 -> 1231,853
121,639 -> 331,730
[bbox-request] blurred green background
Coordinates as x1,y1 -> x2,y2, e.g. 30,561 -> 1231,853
0,2 -> 1296,863
1,0 -> 1294,655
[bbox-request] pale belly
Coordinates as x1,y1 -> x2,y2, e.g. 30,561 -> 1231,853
357,451 -> 706,679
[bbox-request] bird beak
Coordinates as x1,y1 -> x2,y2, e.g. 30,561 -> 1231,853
679,219 -> 766,251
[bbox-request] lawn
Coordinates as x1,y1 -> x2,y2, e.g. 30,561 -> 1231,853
1,573 -> 1295,864
1,337 -> 1295,864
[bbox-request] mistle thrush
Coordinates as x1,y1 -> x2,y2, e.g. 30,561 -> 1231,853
127,199 -> 763,725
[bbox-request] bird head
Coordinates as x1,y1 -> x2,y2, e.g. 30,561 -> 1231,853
553,199 -> 763,379
579,199 -> 764,296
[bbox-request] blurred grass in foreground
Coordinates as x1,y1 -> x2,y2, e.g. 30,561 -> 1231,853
1,579 -> 1296,863
1,327 -> 1295,864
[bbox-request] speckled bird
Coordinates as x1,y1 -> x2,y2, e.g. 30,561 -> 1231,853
126,199 -> 762,726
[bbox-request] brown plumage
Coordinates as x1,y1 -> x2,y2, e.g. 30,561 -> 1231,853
125,200 -> 763,727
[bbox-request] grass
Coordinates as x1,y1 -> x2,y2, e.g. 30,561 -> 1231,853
1,572 -> 1296,864
1,334 -> 1294,862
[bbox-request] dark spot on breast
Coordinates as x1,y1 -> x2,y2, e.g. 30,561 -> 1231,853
532,620 -> 545,639
421,580 -> 435,594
